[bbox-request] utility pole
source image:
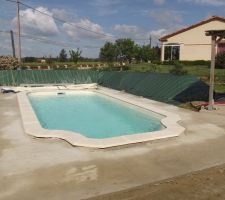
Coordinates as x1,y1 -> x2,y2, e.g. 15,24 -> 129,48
149,35 -> 152,48
16,0 -> 22,62
10,30 -> 16,58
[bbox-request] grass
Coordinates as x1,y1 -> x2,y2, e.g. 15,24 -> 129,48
128,63 -> 225,93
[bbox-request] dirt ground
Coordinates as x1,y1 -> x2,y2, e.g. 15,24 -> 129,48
86,163 -> 225,200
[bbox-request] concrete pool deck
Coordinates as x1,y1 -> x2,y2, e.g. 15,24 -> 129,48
1,89 -> 225,200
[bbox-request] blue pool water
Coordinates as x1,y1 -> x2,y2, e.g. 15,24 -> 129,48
28,92 -> 164,139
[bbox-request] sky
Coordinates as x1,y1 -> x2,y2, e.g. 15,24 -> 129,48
0,0 -> 225,58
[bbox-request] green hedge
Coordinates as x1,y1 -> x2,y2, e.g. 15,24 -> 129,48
162,60 -> 210,66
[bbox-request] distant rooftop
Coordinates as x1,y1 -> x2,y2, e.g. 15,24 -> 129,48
160,16 -> 225,42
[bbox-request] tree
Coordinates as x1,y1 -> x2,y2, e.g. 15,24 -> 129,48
140,45 -> 153,62
115,38 -> 137,63
99,42 -> 117,63
69,49 -> 82,63
134,46 -> 142,62
46,55 -> 53,65
135,45 -> 160,63
99,39 -> 161,64
153,46 -> 161,60
58,49 -> 67,62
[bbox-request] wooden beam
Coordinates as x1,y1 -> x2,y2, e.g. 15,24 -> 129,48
205,30 -> 225,38
216,37 -> 223,43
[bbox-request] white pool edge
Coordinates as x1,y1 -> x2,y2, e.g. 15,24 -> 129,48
17,85 -> 185,148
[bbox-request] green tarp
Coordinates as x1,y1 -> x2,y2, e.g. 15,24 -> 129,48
0,70 -> 100,86
98,71 -> 209,104
0,70 -> 209,104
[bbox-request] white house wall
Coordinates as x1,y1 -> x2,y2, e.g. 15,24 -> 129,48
163,20 -> 225,61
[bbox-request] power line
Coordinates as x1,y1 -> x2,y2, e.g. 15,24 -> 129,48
18,1 -> 116,40
0,29 -> 102,49
4,0 -> 157,42
1,30 -> 157,49
3,0 -> 160,51
21,35 -> 74,48
4,0 -> 115,40
0,30 -> 10,34
20,33 -> 101,49
4,0 -> 17,3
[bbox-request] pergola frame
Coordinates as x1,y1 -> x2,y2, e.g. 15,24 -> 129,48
205,30 -> 225,110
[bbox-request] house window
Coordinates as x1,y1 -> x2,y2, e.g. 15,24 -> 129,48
164,44 -> 180,60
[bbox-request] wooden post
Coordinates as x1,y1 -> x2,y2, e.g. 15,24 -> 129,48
170,46 -> 173,60
161,43 -> 165,61
208,35 -> 216,110
10,30 -> 16,58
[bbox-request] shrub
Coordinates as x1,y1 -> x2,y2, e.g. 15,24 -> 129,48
180,60 -> 210,66
100,65 -> 129,71
163,60 -> 176,65
152,60 -> 162,65
162,60 -> 210,66
146,64 -> 157,72
46,57 -> 53,65
216,52 -> 225,69
169,62 -> 188,75
0,56 -> 19,70
23,57 -> 37,63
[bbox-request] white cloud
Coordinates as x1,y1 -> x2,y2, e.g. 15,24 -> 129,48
149,10 -> 183,30
0,18 -> 11,26
51,8 -> 79,22
113,24 -> 149,42
0,40 -> 11,54
153,0 -> 165,5
13,7 -> 59,36
63,18 -> 112,41
51,8 -> 68,20
148,29 -> 168,38
178,0 -> 225,6
91,0 -> 121,7
113,24 -> 167,44
113,24 -> 142,35
90,0 -> 121,16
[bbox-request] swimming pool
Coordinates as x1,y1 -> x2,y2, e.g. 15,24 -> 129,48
28,91 -> 164,139
17,86 -> 185,148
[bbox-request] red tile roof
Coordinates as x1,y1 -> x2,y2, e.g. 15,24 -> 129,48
159,16 -> 225,42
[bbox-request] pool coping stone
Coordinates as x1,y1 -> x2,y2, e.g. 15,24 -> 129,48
17,84 -> 185,148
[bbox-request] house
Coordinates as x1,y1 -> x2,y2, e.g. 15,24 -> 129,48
159,16 -> 225,61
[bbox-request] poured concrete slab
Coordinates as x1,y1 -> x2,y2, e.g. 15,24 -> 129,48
0,88 -> 225,200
